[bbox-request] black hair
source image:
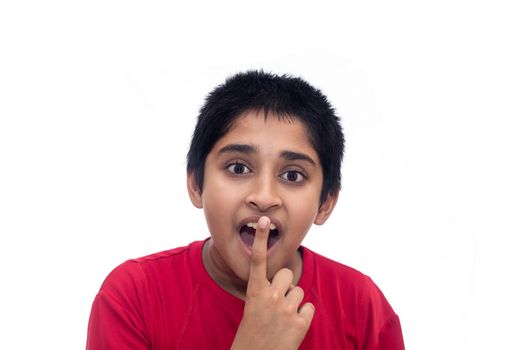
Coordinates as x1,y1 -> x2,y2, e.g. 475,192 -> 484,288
186,70 -> 344,204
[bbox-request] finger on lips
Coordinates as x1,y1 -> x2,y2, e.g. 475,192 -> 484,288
248,216 -> 271,290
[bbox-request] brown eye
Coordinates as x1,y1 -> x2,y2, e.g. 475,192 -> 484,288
280,170 -> 305,183
227,163 -> 250,175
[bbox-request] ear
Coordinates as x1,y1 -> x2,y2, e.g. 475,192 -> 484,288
187,171 -> 203,209
314,191 -> 339,225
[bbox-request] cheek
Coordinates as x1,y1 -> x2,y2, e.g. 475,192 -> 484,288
285,205 -> 319,239
288,188 -> 321,219
201,179 -> 240,231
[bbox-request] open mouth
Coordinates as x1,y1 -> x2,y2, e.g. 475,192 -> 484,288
239,222 -> 280,249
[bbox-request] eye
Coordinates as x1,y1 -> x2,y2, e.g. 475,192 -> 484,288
280,170 -> 305,183
226,162 -> 251,175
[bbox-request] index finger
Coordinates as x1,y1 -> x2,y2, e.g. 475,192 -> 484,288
247,216 -> 270,292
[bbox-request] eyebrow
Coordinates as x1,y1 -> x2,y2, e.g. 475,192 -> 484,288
218,143 -> 257,155
280,150 -> 316,167
218,143 -> 317,167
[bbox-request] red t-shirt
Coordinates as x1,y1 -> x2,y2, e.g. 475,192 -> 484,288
87,240 -> 404,349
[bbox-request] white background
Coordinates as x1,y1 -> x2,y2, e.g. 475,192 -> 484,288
1,1 -> 523,349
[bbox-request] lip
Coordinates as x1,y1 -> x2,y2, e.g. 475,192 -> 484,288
237,215 -> 283,255
237,215 -> 283,235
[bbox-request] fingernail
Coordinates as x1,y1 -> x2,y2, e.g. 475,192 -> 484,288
258,216 -> 269,230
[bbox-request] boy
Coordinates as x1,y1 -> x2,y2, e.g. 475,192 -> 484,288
87,71 -> 405,349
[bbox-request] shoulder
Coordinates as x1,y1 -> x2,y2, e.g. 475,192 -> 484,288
98,240 -> 205,299
304,246 -> 394,308
88,241 -> 210,348
302,247 -> 402,338
302,246 -> 371,291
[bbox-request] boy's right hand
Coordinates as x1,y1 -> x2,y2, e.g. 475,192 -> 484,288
230,216 -> 315,350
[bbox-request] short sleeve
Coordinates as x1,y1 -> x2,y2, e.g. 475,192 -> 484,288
86,261 -> 150,350
377,316 -> 405,350
360,277 -> 405,350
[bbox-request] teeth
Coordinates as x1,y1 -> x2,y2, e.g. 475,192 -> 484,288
245,222 -> 277,230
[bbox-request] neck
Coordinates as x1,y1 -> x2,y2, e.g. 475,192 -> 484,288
202,239 -> 248,299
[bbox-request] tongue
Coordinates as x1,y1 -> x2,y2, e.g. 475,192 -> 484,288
239,226 -> 278,249
239,226 -> 255,248
240,226 -> 255,248
267,234 -> 279,248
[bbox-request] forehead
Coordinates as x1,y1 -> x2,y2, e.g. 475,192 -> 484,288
212,111 -> 317,158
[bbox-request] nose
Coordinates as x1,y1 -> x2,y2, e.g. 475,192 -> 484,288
245,172 -> 282,212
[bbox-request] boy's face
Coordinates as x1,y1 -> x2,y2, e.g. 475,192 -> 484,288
188,110 -> 337,294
